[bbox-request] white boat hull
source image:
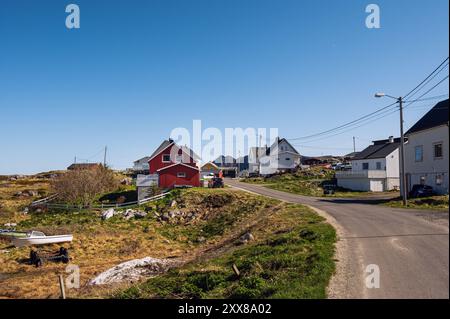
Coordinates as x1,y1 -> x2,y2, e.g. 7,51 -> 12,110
12,235 -> 73,247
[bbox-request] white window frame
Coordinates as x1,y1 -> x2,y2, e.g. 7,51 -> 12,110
162,154 -> 171,163
177,172 -> 186,178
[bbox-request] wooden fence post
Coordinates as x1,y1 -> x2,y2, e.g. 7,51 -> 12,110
59,274 -> 66,299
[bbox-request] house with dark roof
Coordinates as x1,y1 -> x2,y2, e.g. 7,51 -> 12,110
258,137 -> 301,175
146,139 -> 201,189
404,99 -> 449,195
336,136 -> 401,192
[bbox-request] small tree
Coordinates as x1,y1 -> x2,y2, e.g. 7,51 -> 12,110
53,166 -> 119,206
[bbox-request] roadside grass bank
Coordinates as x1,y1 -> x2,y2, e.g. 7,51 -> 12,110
114,203 -> 336,299
242,169 -> 370,198
382,195 -> 449,211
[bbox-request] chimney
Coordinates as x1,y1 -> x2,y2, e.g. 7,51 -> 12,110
388,136 -> 394,143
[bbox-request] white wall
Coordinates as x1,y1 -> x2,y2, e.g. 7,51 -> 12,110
404,125 -> 449,194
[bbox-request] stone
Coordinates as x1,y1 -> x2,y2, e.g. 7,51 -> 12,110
170,200 -> 177,207
197,236 -> 206,243
161,213 -> 170,221
239,232 -> 255,244
4,223 -> 17,227
134,211 -> 147,219
102,208 -> 116,220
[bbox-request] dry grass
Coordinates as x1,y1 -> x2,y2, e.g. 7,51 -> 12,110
0,182 -> 279,299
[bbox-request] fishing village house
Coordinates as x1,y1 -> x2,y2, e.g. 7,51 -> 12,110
404,99 -> 449,195
258,137 -> 301,176
136,139 -> 201,200
336,137 -> 401,192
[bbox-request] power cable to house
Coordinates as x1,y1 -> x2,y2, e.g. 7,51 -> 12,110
288,57 -> 449,142
403,57 -> 449,99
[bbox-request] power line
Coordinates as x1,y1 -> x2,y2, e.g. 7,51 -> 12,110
288,57 -> 449,142
403,57 -> 449,99
404,75 -> 449,109
289,101 -> 397,141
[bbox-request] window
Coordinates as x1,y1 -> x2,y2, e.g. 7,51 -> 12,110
415,146 -> 423,162
434,143 -> 443,159
285,158 -> 291,161
376,162 -> 382,170
362,163 -> 369,170
177,172 -> 186,178
436,175 -> 443,186
162,154 -> 171,162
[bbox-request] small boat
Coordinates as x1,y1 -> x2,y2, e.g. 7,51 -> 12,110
11,231 -> 73,247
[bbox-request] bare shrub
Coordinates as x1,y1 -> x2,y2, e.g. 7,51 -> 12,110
53,166 -> 119,206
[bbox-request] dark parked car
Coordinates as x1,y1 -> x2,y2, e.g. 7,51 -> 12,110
323,184 -> 336,195
409,184 -> 434,198
208,177 -> 224,188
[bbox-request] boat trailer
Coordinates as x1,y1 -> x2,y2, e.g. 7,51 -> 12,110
30,247 -> 70,267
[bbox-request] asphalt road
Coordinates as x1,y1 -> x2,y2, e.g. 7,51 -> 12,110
225,179 -> 449,299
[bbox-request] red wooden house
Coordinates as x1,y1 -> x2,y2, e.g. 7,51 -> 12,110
148,139 -> 201,189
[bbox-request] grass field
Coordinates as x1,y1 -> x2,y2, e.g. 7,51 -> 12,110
115,203 -> 336,299
1,179 -> 338,299
242,168 -> 371,198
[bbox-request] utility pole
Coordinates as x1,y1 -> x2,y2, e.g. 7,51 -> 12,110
353,136 -> 356,153
375,92 -> 408,206
103,146 -> 107,167
74,156 -> 77,164
398,97 -> 408,206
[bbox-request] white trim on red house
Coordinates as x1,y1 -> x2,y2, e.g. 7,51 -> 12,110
148,142 -> 175,162
149,142 -> 200,163
156,162 -> 200,172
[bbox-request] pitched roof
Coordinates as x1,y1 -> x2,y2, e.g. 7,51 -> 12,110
149,139 -> 174,159
149,139 -> 201,162
267,137 -> 300,156
406,99 -> 449,135
134,156 -> 151,163
353,138 -> 400,160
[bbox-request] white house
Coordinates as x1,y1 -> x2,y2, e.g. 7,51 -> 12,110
336,137 -> 400,192
248,146 -> 267,174
259,137 -> 301,175
404,99 -> 449,195
133,156 -> 150,172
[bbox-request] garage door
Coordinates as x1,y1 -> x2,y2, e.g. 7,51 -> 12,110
370,180 -> 384,192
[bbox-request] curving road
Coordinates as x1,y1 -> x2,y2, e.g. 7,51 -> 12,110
226,179 -> 449,299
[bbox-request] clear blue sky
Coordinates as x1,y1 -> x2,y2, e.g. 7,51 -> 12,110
0,0 -> 448,174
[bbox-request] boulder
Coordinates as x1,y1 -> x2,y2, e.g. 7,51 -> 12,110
102,208 -> 116,220
161,213 -> 170,222
134,211 -> 147,219
239,232 -> 255,244
197,236 -> 206,243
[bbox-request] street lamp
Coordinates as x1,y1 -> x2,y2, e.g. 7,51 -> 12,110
375,93 -> 408,205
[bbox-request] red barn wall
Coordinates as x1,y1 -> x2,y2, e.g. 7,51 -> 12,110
158,165 -> 200,189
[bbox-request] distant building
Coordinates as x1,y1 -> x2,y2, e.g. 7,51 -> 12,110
67,163 -> 101,170
132,156 -> 150,173
259,137 -> 301,175
404,99 -> 449,195
200,162 -> 220,178
336,137 -> 401,192
248,147 -> 267,174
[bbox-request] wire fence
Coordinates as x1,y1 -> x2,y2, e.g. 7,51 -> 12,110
30,192 -> 170,211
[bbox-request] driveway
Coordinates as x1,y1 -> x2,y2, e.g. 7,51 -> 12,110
225,179 -> 449,299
